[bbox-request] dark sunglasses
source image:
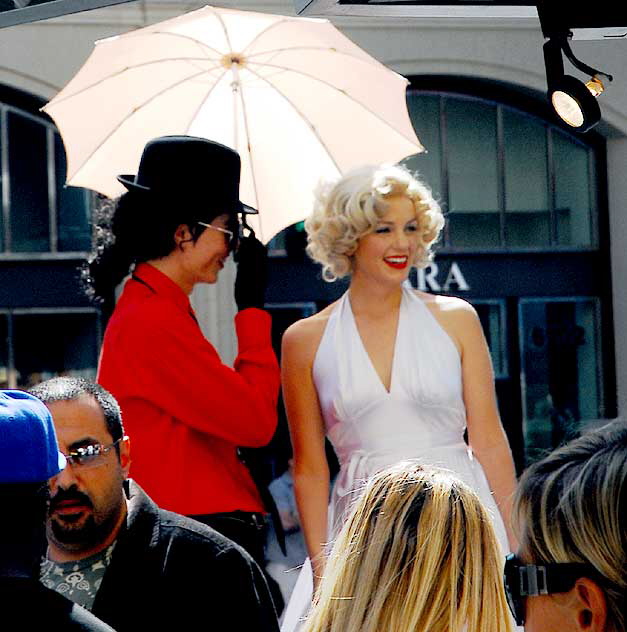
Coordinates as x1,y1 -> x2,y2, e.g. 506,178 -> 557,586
503,553 -> 597,625
62,439 -> 122,469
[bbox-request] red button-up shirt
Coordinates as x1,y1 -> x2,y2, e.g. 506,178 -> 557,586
97,263 -> 279,515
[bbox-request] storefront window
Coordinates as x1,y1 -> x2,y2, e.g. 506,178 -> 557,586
0,130 -> 4,252
8,110 -> 49,252
554,131 -> 593,247
503,110 -> 550,247
0,102 -> 91,255
0,314 -> 8,389
1,310 -> 99,389
404,93 -> 442,202
519,298 -> 602,465
473,300 -> 507,379
446,99 -> 500,248
55,134 -> 92,252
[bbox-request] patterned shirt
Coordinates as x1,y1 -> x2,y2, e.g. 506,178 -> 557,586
40,542 -> 116,611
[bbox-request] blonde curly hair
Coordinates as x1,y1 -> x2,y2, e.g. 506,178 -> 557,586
305,164 -> 444,282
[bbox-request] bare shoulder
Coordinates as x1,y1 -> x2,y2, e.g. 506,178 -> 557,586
411,290 -> 482,352
282,300 -> 339,364
414,290 -> 477,318
416,290 -> 478,322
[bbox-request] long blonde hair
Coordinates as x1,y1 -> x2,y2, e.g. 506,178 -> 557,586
303,463 -> 513,632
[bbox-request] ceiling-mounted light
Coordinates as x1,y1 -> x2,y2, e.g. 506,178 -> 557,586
539,11 -> 614,133
549,75 -> 603,131
543,35 -> 612,133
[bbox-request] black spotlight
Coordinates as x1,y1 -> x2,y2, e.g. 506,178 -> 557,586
537,1 -> 617,134
548,75 -> 603,132
542,35 -> 611,133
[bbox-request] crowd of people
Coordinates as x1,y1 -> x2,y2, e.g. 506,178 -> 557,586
1,135 -> 624,631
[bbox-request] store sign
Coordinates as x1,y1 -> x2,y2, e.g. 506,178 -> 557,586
417,261 -> 470,292
0,0 -> 134,29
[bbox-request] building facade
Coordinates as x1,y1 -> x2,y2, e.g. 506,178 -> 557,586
0,0 -> 624,469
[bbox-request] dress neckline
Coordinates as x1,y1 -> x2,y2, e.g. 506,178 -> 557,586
344,289 -> 405,396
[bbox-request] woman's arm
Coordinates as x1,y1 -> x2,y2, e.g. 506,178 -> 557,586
447,300 -> 519,551
281,319 -> 330,587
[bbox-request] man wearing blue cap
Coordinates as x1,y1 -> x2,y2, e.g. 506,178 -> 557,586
0,390 -> 115,630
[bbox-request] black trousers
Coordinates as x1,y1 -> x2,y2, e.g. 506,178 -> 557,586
189,511 -> 285,616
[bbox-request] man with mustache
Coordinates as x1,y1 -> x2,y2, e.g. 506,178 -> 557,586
0,389 -> 114,631
32,376 -> 279,632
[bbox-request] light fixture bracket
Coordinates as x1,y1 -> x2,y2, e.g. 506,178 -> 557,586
559,35 -> 613,84
536,1 -> 627,40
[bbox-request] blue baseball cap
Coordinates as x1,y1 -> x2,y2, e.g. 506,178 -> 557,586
0,390 -> 66,483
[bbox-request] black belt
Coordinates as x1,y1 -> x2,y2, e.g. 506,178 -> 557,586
237,448 -> 287,556
208,510 -> 267,530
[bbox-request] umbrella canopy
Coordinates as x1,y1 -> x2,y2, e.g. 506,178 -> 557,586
43,5 -> 423,243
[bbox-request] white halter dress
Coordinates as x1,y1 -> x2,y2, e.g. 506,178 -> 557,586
280,286 -> 509,631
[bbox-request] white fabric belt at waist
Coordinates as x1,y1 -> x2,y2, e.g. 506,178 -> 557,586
333,441 -> 470,499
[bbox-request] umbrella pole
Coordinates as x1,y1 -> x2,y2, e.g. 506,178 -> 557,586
228,61 -> 261,233
229,63 -> 254,237
230,62 -> 240,153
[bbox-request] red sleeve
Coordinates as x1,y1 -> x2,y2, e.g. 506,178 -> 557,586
100,300 -> 279,447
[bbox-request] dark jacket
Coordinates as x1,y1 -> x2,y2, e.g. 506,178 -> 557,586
91,480 -> 279,631
0,578 -> 115,631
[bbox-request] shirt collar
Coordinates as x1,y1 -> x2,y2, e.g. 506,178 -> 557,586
132,263 -> 194,317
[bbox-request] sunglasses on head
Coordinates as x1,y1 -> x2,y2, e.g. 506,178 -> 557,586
503,553 -> 598,626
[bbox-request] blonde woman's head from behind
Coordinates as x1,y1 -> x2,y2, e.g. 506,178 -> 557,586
305,164 -> 444,282
303,463 -> 512,632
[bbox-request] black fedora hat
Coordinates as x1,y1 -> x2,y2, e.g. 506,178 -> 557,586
117,135 -> 257,215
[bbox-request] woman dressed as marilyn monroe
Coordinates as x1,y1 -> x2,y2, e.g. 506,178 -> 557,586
280,164 -> 518,629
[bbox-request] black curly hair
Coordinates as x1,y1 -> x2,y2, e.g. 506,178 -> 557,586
81,189 -> 227,304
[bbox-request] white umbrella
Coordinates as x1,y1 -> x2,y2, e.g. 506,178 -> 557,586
43,5 -> 423,243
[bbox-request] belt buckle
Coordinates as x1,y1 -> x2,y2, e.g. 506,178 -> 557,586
250,512 -> 265,529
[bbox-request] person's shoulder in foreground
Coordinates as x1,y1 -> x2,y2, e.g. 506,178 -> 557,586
1,577 -> 116,631
160,507 -> 281,630
95,480 -> 280,632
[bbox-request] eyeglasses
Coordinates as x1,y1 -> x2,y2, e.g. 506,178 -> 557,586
197,221 -> 234,240
198,220 -> 240,252
63,439 -> 122,469
503,553 -> 597,625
